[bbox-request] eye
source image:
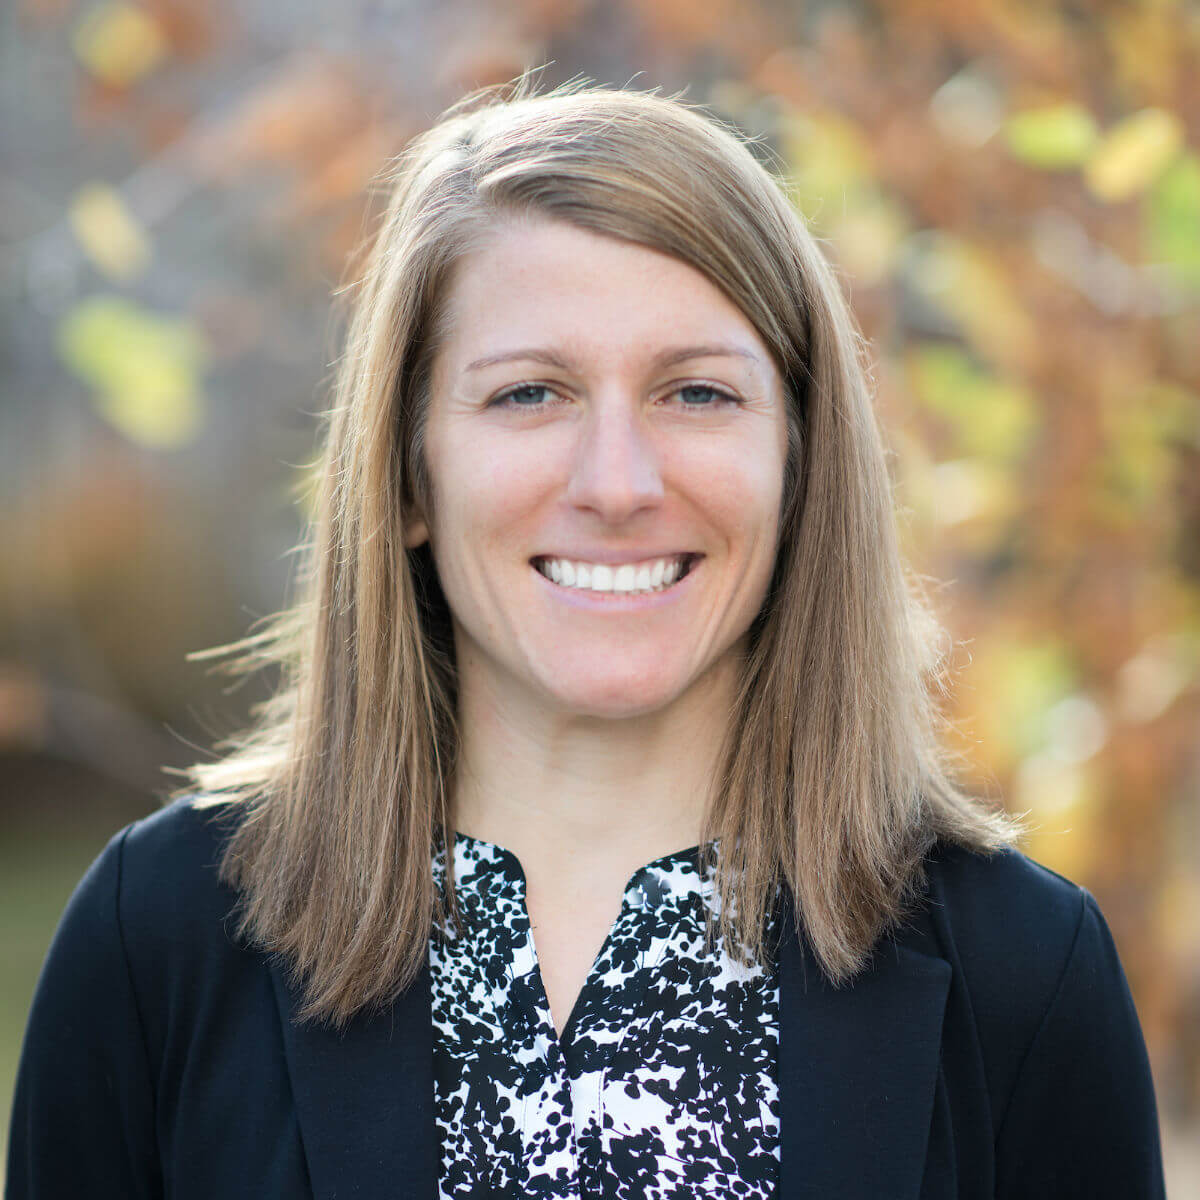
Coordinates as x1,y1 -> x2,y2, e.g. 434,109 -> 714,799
490,384 -> 559,410
671,383 -> 741,409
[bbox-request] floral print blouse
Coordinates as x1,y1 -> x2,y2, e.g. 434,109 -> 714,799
429,833 -> 781,1198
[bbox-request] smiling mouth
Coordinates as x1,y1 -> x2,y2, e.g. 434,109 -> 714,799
531,553 -> 701,595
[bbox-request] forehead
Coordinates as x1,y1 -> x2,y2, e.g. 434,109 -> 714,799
434,218 -> 776,372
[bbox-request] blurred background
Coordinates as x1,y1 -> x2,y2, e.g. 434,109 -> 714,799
2,0 -> 1198,1187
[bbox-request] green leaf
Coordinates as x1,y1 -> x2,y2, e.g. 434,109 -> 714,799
975,634 -> 1079,764
56,295 -> 208,449
1003,103 -> 1098,169
1092,381 -> 1199,526
1144,152 -> 1200,287
907,343 -> 1038,464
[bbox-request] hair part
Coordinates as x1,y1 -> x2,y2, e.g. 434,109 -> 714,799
175,76 -> 1022,1027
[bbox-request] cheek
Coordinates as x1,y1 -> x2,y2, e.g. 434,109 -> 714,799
428,432 -> 557,555
677,441 -> 785,548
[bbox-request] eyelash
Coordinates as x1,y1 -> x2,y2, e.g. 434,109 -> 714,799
489,382 -> 742,412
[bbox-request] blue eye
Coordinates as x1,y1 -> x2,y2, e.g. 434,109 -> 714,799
494,384 -> 554,408
675,384 -> 739,408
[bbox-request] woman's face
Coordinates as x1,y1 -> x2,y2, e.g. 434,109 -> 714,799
408,217 -> 790,721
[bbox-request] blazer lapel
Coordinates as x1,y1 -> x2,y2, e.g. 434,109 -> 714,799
270,958 -> 438,1200
778,896 -> 951,1200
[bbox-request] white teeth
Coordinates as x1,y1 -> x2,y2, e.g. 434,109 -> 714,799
534,554 -> 694,595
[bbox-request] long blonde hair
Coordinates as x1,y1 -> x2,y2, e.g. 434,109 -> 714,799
176,79 -> 1021,1027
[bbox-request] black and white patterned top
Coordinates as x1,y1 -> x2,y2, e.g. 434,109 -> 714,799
429,832 -> 781,1199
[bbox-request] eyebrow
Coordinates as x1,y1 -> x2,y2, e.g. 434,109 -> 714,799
464,343 -> 764,372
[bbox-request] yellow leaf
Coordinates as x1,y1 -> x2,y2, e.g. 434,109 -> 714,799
960,634 -> 1077,774
780,109 -> 875,228
72,2 -> 167,89
92,385 -> 202,449
1017,753 -> 1099,881
827,194 -> 909,285
68,182 -> 151,281
56,295 -> 208,450
1085,107 -> 1186,203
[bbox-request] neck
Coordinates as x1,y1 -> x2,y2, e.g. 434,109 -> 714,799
451,655 -> 741,889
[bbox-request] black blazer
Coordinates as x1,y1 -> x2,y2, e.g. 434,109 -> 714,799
7,798 -> 1166,1199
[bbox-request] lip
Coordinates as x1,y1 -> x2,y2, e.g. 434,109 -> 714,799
530,555 -> 702,610
530,550 -> 703,567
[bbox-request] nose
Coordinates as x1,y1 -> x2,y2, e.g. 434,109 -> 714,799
565,392 -> 664,522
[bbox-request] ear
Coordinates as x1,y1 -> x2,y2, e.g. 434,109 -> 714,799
402,507 -> 429,549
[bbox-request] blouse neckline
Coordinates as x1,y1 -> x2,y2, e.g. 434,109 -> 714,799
443,829 -> 720,912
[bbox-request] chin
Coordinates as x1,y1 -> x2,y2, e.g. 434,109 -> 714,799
544,675 -> 684,721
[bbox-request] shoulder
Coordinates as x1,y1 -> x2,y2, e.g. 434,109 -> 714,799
116,794 -> 237,907
44,796 -> 233,947
923,835 -> 1088,920
46,795 -> 250,1000
919,838 -> 1091,990
912,838 -> 1095,1035
909,839 -> 1150,1118
109,795 -> 246,963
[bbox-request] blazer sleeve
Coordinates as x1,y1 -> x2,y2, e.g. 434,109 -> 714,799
5,826 -> 161,1200
993,891 -> 1166,1200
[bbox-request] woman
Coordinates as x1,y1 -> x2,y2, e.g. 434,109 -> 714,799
7,82 -> 1166,1199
